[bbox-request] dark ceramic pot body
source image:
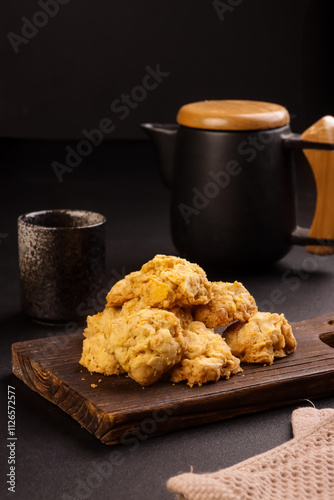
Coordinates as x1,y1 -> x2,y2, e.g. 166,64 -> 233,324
18,209 -> 106,323
170,125 -> 295,267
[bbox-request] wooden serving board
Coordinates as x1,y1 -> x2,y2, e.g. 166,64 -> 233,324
12,313 -> 334,446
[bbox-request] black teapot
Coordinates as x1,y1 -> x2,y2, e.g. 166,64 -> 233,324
142,100 -> 334,267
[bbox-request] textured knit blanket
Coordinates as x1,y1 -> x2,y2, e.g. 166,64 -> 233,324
167,407 -> 334,500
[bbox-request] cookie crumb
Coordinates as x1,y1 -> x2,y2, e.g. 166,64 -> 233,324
91,383 -> 97,388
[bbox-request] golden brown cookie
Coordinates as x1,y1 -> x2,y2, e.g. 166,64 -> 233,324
80,332 -> 124,376
106,254 -> 211,309
224,311 -> 297,365
108,308 -> 186,386
194,281 -> 257,328
169,321 -> 242,387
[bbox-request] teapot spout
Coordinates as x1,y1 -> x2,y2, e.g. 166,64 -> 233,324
141,123 -> 179,188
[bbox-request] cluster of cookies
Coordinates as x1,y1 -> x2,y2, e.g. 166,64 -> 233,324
80,255 -> 297,386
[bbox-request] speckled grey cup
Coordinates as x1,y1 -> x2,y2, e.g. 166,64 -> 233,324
18,209 -> 106,323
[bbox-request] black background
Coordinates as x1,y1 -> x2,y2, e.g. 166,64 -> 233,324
1,0 -> 334,140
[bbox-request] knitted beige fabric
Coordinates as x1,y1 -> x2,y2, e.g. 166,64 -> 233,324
167,408 -> 334,500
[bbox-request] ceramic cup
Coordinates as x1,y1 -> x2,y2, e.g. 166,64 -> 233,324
18,209 -> 106,323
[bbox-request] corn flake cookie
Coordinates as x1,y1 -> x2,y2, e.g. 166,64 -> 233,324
80,332 -> 124,376
108,308 -> 186,386
224,311 -> 297,365
169,321 -> 242,387
106,254 -> 211,309
194,281 -> 258,328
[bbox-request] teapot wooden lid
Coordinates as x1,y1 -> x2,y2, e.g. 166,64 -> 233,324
177,100 -> 290,131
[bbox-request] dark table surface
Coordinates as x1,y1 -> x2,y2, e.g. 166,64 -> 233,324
1,139 -> 334,500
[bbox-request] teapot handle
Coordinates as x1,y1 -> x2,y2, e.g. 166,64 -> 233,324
301,116 -> 334,255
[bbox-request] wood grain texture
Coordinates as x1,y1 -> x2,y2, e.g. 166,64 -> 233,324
301,116 -> 334,255
12,313 -> 334,445
176,100 -> 290,130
